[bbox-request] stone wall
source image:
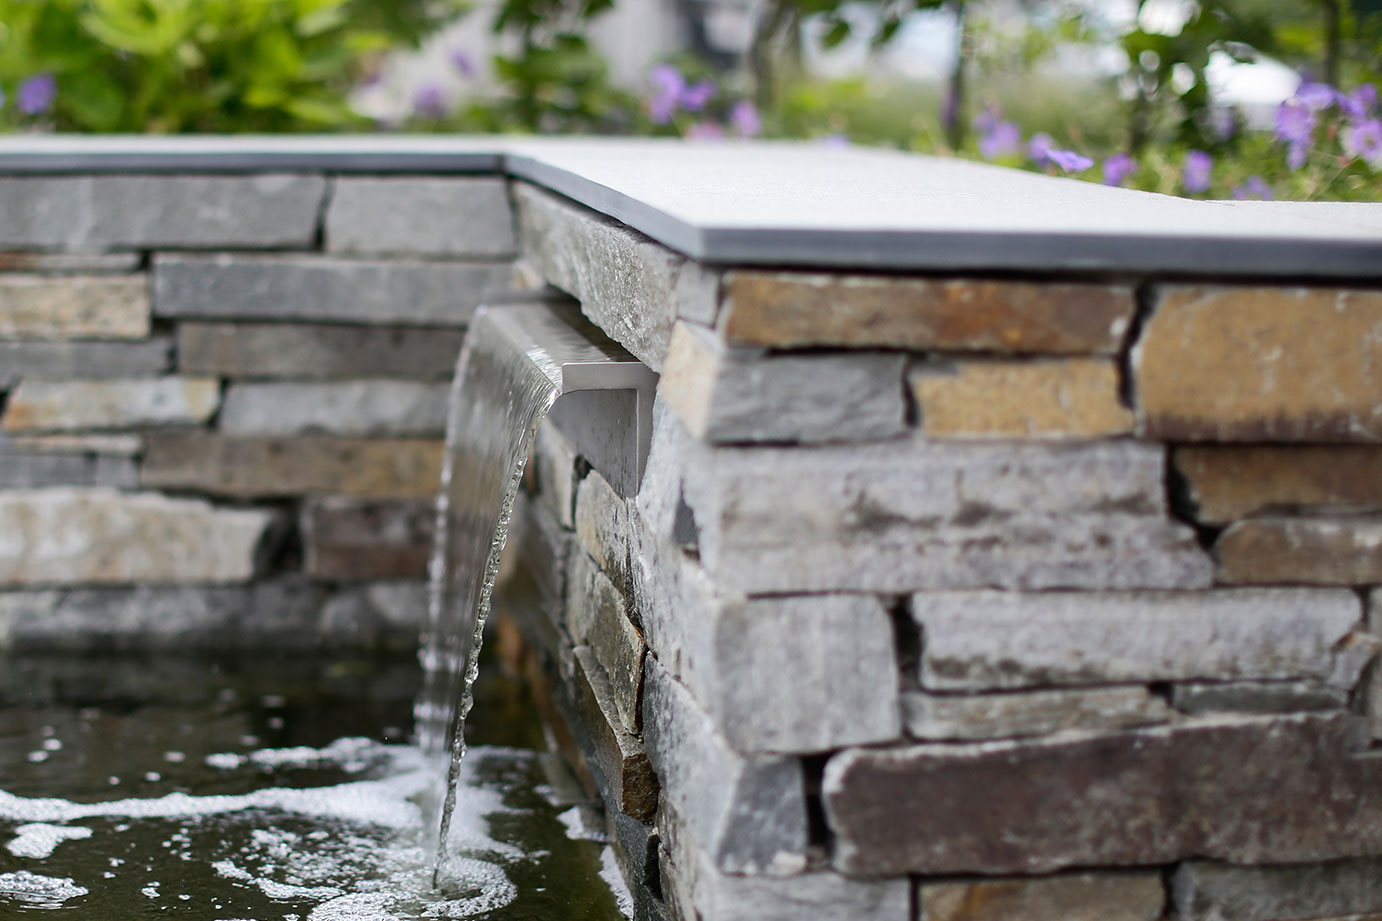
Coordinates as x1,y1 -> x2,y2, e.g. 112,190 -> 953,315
0,172 -> 518,651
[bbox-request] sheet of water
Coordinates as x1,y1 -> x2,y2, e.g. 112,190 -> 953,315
0,656 -> 628,920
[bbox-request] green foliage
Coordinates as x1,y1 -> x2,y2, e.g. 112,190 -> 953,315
0,0 -> 463,132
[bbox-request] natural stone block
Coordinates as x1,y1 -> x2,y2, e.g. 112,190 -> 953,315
566,549 -> 644,733
0,453 -> 137,490
1175,446 -> 1382,524
904,686 -> 1174,741
659,322 -> 907,443
1217,516 -> 1382,585
3,377 -> 219,433
325,177 -> 516,257
318,581 -> 429,649
824,712 -> 1382,875
642,654 -> 808,876
219,381 -> 449,437
1171,680 -> 1350,715
571,646 -> 658,821
720,273 -> 1135,353
0,338 -> 170,381
914,589 -> 1365,691
515,184 -> 717,370
1135,285 -> 1382,441
0,488 -> 278,586
534,420 -> 581,529
0,174 -> 325,250
0,252 -> 141,273
1370,589 -> 1382,741
509,493 -> 573,634
575,467 -> 632,596
154,255 -> 513,326
911,358 -> 1133,439
141,432 -> 443,499
301,498 -> 433,581
1173,858 -> 1382,921
920,871 -> 1165,921
177,322 -> 465,381
1,434 -> 142,456
0,275 -> 148,340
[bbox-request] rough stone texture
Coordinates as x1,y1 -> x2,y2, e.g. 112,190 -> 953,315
508,492 -> 572,635
904,686 -> 1175,741
919,872 -> 1165,921
1175,446 -> 1382,524
0,252 -> 142,274
1,434 -> 142,456
219,381 -> 450,437
571,646 -> 658,822
1135,285 -> 1382,441
1217,516 -> 1382,585
658,322 -> 907,443
0,453 -> 137,489
534,420 -> 580,529
911,359 -> 1133,439
1371,589 -> 1382,741
823,712 -> 1382,875
3,377 -> 220,432
325,177 -> 516,257
141,433 -> 443,499
0,488 -> 278,586
567,549 -> 644,733
301,498 -> 434,581
177,322 -> 465,381
1171,680 -> 1351,715
0,338 -> 171,380
913,589 -> 1366,691
642,654 -> 808,876
153,255 -> 514,326
575,467 -> 632,596
0,275 -> 149,340
628,515 -> 717,699
515,184 -> 717,371
317,581 -> 429,649
1173,858 -> 1382,921
719,273 -> 1135,353
661,425 -> 1211,593
0,174 -> 326,249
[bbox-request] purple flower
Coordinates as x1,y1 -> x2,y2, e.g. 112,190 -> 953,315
1183,149 -> 1213,193
729,100 -> 761,138
1102,152 -> 1136,187
648,65 -> 685,124
680,81 -> 715,113
685,121 -> 725,141
1339,83 -> 1379,120
1343,117 -> 1382,162
1232,176 -> 1273,200
1295,81 -> 1337,110
1028,132 -> 1055,166
1275,100 -> 1316,145
978,119 -> 1020,159
411,81 -> 447,119
17,74 -> 56,116
1047,149 -> 1093,173
448,47 -> 476,79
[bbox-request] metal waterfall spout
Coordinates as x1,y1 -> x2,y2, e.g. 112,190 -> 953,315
417,298 -> 655,889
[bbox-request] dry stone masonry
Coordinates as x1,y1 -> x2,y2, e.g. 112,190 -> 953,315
2,138 -> 1380,921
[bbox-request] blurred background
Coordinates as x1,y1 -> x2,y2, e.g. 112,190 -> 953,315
0,0 -> 1378,200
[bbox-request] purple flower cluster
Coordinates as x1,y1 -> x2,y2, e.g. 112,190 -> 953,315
648,65 -> 715,126
973,106 -> 1096,175
1276,80 -> 1381,169
7,73 -> 56,117
1183,150 -> 1213,193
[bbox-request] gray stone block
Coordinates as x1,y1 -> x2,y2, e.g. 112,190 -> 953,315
0,338 -> 171,380
0,252 -> 142,273
1,434 -> 141,455
567,550 -> 644,734
153,255 -> 514,326
914,589 -> 1365,691
1173,858 -> 1382,921
325,177 -> 516,257
904,686 -> 1175,741
572,646 -> 658,821
1371,589 -> 1382,741
177,322 -> 464,381
219,381 -> 450,437
318,581 -> 429,649
0,452 -> 137,489
657,321 -> 907,443
534,419 -> 581,529
575,467 -> 632,596
641,654 -> 808,876
515,183 -> 717,370
1170,680 -> 1350,715
302,498 -> 434,581
0,274 -> 149,340
3,377 -> 219,432
0,174 -> 326,249
920,872 -> 1165,921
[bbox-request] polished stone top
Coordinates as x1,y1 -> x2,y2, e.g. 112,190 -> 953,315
0,135 -> 1377,276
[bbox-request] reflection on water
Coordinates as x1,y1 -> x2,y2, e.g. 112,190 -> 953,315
0,654 -> 627,920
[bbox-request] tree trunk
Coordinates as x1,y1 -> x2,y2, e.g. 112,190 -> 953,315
1320,0 -> 1342,87
945,0 -> 970,149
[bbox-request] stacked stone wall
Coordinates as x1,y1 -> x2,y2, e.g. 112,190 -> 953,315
509,181 -> 1382,921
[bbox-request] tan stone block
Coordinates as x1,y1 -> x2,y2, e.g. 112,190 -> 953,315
1217,516 -> 1382,585
921,872 -> 1165,921
140,433 -> 444,499
721,273 -> 1135,353
912,359 -> 1132,438
1135,285 -> 1382,441
0,275 -> 149,340
1175,445 -> 1382,524
3,378 -> 220,432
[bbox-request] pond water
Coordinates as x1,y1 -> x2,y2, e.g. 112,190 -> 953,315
0,653 -> 628,920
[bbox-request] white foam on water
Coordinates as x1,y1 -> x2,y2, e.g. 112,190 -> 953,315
598,846 -> 634,921
0,870 -> 89,907
6,822 -> 93,858
555,805 -> 608,842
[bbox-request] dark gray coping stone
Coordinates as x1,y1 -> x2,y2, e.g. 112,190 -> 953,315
0,136 -> 1377,277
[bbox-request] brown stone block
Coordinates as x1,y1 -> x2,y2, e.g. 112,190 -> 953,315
1217,516 -> 1382,585
912,359 -> 1133,439
1175,446 -> 1382,524
1135,286 -> 1382,441
920,871 -> 1165,921
301,497 -> 434,581
721,274 -> 1135,353
571,646 -> 658,821
823,713 -> 1382,876
140,432 -> 443,499
0,275 -> 149,340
